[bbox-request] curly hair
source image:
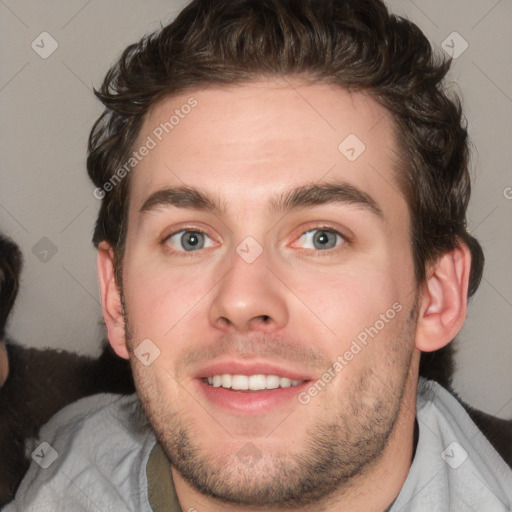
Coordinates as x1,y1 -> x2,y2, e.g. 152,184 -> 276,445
87,0 -> 484,386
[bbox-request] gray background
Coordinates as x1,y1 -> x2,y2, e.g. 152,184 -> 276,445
0,0 -> 511,418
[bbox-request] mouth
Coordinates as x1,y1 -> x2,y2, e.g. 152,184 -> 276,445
194,362 -> 313,415
202,374 -> 305,391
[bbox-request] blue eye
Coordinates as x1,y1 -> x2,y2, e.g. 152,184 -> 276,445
163,226 -> 345,256
298,229 -> 344,250
166,230 -> 214,252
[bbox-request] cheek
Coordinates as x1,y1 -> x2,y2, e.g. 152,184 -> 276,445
289,260 -> 406,345
122,239 -> 235,381
123,258 -> 213,341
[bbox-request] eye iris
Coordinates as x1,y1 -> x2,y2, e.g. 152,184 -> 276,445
313,230 -> 337,250
181,231 -> 204,251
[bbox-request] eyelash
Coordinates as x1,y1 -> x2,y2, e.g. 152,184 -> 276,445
160,224 -> 350,258
293,225 -> 349,257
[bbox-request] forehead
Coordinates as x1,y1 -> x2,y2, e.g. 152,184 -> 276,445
128,79 -> 406,221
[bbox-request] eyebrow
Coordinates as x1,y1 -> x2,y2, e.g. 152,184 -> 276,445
139,181 -> 384,220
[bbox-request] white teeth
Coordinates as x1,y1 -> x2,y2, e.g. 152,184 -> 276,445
248,374 -> 267,390
221,374 -> 232,388
279,377 -> 292,388
265,375 -> 280,389
205,374 -> 305,390
232,375 -> 249,390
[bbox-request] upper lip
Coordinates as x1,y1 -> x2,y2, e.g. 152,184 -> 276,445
193,359 -> 313,381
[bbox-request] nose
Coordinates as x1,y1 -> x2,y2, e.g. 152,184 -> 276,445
208,246 -> 289,333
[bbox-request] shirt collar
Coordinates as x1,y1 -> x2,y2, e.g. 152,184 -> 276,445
146,442 -> 183,512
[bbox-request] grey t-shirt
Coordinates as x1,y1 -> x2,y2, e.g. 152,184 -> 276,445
3,378 -> 512,511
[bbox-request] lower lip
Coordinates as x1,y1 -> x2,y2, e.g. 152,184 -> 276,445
195,379 -> 310,415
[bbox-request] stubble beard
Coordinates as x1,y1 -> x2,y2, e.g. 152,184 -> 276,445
123,297 -> 417,509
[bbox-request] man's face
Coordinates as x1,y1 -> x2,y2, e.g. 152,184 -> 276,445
120,80 -> 419,507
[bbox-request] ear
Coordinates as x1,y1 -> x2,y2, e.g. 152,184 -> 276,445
415,242 -> 472,352
97,241 -> 129,359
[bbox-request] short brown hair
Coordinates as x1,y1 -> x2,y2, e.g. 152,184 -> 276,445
87,0 -> 484,386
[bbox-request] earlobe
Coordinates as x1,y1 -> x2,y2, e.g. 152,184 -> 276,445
97,241 -> 129,359
415,243 -> 472,352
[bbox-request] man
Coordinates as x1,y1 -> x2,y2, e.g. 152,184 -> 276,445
6,0 -> 512,510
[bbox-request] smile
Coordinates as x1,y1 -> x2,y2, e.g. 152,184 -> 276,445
204,374 -> 305,391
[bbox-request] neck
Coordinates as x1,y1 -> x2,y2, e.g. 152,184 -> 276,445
173,352 -> 421,512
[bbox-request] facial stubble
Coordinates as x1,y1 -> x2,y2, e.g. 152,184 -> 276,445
122,292 -> 417,509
